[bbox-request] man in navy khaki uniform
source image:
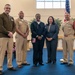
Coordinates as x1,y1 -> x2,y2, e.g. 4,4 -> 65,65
60,12 -> 75,66
15,11 -> 30,68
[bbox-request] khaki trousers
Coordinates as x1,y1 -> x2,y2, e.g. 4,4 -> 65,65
16,35 -> 27,65
0,38 -> 13,70
62,36 -> 74,63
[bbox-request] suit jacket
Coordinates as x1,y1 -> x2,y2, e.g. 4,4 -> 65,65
46,24 -> 59,40
0,13 -> 16,38
30,21 -> 46,39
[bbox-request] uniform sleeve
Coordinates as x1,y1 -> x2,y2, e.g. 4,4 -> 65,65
30,22 -> 37,37
73,21 -> 75,30
62,25 -> 64,32
25,20 -> 29,34
52,24 -> 59,39
0,16 -> 9,35
70,20 -> 75,30
15,19 -> 19,29
25,20 -> 28,26
62,23 -> 64,32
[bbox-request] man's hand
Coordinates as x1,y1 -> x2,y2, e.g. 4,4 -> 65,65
8,31 -> 13,38
46,37 -> 52,41
38,36 -> 42,40
22,33 -> 28,38
64,35 -> 68,37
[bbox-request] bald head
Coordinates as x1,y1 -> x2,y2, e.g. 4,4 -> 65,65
18,11 -> 24,19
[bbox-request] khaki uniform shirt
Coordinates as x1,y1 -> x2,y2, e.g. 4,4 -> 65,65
62,20 -> 74,36
15,18 -> 28,38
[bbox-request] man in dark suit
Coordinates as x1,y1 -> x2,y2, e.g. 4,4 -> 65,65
31,13 -> 46,66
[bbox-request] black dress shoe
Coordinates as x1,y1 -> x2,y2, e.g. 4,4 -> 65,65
46,61 -> 52,64
0,71 -> 3,75
8,67 -> 16,71
67,63 -> 73,66
53,61 -> 56,64
33,64 -> 37,67
61,62 -> 68,64
39,63 -> 44,66
22,63 -> 30,65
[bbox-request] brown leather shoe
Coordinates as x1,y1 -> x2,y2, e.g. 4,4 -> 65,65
18,65 -> 22,68
0,71 -> 3,75
8,67 -> 16,71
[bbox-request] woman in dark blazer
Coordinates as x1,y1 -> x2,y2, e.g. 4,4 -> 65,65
46,16 -> 59,64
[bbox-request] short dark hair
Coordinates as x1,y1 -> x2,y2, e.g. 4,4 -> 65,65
47,16 -> 55,25
35,13 -> 41,18
5,4 -> 11,6
19,11 -> 24,14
